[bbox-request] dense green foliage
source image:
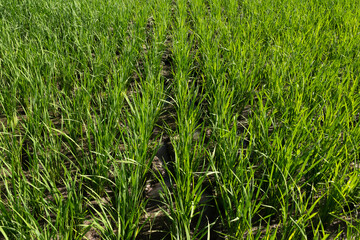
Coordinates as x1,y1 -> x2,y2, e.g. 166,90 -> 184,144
0,0 -> 359,239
